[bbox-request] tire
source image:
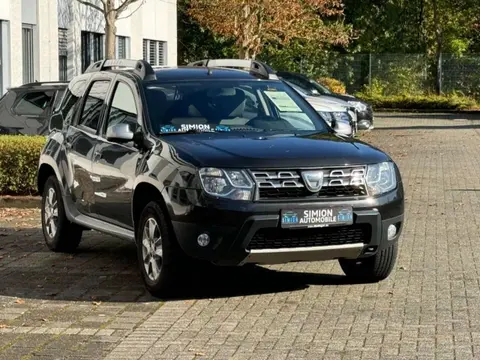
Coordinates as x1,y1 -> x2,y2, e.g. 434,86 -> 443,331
41,176 -> 83,252
135,201 -> 185,298
339,242 -> 398,282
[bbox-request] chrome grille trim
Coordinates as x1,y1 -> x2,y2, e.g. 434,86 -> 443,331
251,166 -> 369,199
251,170 -> 304,188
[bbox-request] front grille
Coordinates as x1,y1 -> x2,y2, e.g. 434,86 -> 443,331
251,167 -> 368,200
247,224 -> 371,250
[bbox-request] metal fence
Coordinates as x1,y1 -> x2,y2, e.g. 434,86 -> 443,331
316,53 -> 480,98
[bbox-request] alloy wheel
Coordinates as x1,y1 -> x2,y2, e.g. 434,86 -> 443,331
142,217 -> 163,281
44,187 -> 59,238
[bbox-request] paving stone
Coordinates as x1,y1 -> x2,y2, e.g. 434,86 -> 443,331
2,113 -> 480,359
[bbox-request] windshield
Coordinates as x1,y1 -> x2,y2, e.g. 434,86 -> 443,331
143,80 -> 329,135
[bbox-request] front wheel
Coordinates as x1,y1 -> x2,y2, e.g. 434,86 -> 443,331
41,176 -> 83,252
135,201 -> 185,297
339,242 -> 398,282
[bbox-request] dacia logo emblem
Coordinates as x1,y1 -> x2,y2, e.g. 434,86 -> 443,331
301,170 -> 324,192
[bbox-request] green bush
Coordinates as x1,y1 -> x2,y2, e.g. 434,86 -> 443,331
0,135 -> 46,195
355,92 -> 479,111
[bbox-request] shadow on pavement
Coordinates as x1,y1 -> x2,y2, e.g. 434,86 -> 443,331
0,228 -> 355,303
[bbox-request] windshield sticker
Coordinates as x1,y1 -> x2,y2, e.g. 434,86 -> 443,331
215,125 -> 231,132
160,125 -> 178,133
180,124 -> 212,131
264,91 -> 302,112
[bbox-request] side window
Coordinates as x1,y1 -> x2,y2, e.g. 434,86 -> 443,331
14,91 -> 54,116
105,82 -> 138,134
61,80 -> 87,124
53,89 -> 66,111
78,80 -> 110,131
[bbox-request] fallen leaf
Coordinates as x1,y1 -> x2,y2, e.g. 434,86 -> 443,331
195,352 -> 206,356
40,318 -> 48,322
15,299 -> 25,304
0,324 -> 8,328
92,301 -> 102,306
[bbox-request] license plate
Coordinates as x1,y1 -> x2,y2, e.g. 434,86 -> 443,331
280,207 -> 353,229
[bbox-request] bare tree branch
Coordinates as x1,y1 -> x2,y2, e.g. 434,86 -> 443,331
115,0 -> 142,15
76,0 -> 104,13
116,0 -> 145,20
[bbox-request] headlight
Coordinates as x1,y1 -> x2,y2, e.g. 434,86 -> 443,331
318,111 -> 333,125
348,101 -> 367,112
366,162 -> 397,195
199,168 -> 254,200
332,112 -> 351,123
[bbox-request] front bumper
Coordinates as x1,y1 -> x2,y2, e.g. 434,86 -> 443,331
357,108 -> 374,130
166,186 -> 404,266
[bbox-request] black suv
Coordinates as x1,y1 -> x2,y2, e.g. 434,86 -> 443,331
37,59 -> 404,297
0,81 -> 67,135
276,71 -> 374,130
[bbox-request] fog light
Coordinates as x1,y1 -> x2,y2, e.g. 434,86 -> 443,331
387,225 -> 397,240
197,233 -> 210,247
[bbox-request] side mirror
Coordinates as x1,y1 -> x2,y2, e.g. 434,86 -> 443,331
332,119 -> 354,137
106,123 -> 134,142
49,112 -> 64,132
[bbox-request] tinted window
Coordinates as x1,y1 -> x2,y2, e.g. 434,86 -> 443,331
78,80 -> 110,130
14,91 -> 54,115
60,80 -> 87,124
144,80 -> 329,134
105,82 -> 138,134
53,89 -> 66,110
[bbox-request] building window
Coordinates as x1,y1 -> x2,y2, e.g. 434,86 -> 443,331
58,28 -> 68,81
142,39 -> 166,66
22,24 -> 34,84
81,31 -> 104,72
116,36 -> 129,59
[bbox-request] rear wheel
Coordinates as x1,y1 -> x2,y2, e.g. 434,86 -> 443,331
339,242 -> 398,282
136,201 -> 185,297
41,176 -> 83,252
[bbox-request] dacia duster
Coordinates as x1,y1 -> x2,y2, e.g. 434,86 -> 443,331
37,59 -> 404,297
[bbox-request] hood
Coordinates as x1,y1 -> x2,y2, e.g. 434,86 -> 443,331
304,96 -> 348,112
161,132 -> 389,169
325,92 -> 370,107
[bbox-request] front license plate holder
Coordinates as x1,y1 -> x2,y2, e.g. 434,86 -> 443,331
280,207 -> 353,229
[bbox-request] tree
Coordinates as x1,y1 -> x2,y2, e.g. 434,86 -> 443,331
77,0 -> 145,59
177,0 -> 237,64
188,0 -> 351,59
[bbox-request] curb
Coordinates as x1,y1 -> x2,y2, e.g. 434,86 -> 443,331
0,196 -> 41,209
374,108 -> 480,114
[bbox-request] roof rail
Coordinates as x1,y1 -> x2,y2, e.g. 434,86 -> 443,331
187,59 -> 278,80
84,59 -> 156,81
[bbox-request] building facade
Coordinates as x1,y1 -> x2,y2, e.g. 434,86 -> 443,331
0,0 -> 177,95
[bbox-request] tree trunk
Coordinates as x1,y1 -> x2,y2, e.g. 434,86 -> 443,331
432,0 -> 442,94
238,47 -> 250,59
105,12 -> 117,59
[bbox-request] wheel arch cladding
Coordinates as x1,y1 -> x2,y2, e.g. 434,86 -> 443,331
37,164 -> 56,194
132,183 -> 169,229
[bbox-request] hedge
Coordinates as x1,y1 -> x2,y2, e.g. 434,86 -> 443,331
355,93 -> 480,111
317,77 -> 347,94
0,135 -> 46,195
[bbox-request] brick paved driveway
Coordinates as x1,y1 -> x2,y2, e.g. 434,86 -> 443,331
2,112 -> 480,359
